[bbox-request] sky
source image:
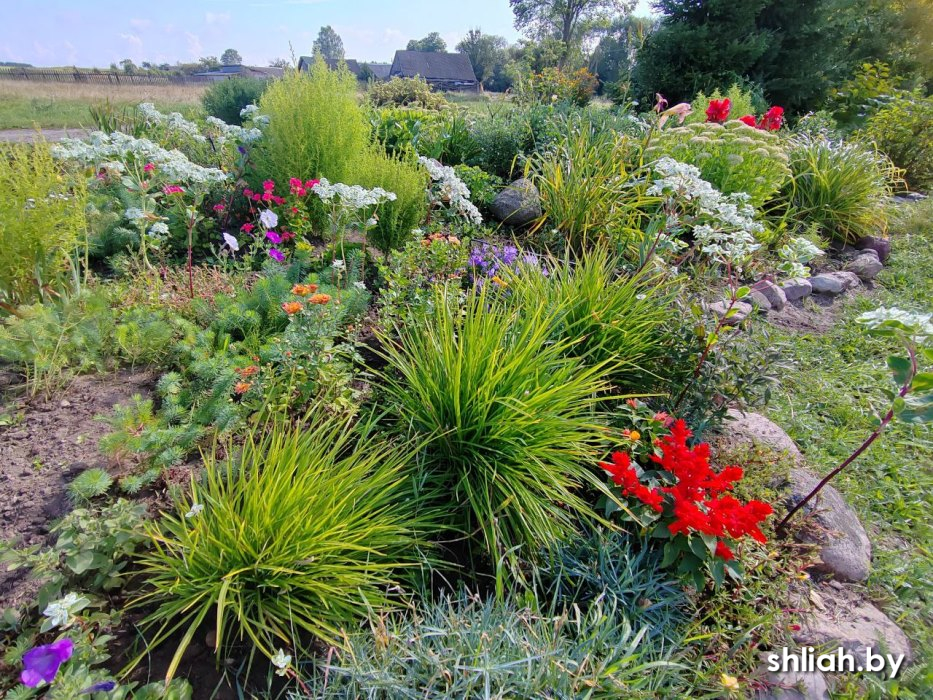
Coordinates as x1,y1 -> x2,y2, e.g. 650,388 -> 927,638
0,0 -> 654,68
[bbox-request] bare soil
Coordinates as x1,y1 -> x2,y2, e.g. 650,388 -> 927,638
0,370 -> 155,609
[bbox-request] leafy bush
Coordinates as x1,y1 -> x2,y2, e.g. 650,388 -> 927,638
505,247 -> 674,392
133,414 -> 430,677
368,76 -> 449,110
369,106 -> 445,159
526,122 -> 647,250
253,60 -> 370,186
686,83 -> 763,125
861,91 -> 933,192
467,110 -> 530,179
299,588 -> 682,699
647,120 -> 790,207
377,285 -> 612,566
0,143 -> 87,310
523,67 -> 599,106
783,135 -> 900,244
453,164 -> 502,213
0,500 -> 147,610
201,76 -> 267,126
352,149 -> 428,255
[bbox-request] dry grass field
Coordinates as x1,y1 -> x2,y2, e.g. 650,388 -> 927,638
0,80 -> 206,130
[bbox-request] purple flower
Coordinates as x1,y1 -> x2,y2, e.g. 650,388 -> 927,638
268,248 -> 285,262
21,638 -> 74,687
82,680 -> 117,694
265,231 -> 282,244
500,246 -> 518,266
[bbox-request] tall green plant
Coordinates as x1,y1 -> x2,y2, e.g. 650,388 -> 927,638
131,414 -> 430,679
353,149 -> 427,254
253,61 -> 370,185
783,135 -> 900,244
376,285 -> 614,567
0,143 -> 87,311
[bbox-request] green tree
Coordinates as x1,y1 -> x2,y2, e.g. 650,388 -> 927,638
407,32 -> 448,52
456,29 -> 510,87
510,0 -> 635,64
590,15 -> 654,96
632,0 -> 842,112
220,48 -> 242,65
313,25 -> 345,61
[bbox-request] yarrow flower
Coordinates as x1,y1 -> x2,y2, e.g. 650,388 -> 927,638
418,156 -> 482,225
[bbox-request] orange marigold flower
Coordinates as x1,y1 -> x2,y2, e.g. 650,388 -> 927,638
281,301 -> 303,314
234,381 -> 252,395
292,284 -> 311,295
308,293 -> 331,305
448,236 -> 461,246
307,283 -> 319,293
237,365 -> 260,377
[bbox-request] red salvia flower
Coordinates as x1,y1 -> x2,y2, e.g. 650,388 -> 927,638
705,98 -> 731,123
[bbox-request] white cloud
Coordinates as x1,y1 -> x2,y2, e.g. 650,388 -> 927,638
205,12 -> 231,26
185,32 -> 204,58
129,18 -> 152,30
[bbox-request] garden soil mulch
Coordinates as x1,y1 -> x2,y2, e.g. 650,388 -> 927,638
0,369 -> 155,609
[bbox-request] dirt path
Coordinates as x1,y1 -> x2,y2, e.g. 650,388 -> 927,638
0,127 -> 88,143
0,370 -> 154,609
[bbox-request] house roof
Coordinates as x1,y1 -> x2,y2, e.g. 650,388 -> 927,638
365,63 -> 392,80
389,51 -> 477,82
193,64 -> 283,78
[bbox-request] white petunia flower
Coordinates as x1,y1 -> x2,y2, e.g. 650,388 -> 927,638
222,232 -> 240,251
259,209 -> 278,230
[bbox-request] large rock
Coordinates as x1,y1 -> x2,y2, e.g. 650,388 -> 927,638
845,253 -> 884,282
794,583 -> 912,667
854,236 -> 892,262
786,467 -> 871,582
809,271 -> 860,295
781,278 -> 813,302
723,410 -> 803,462
754,657 -> 830,700
490,178 -> 542,227
754,280 -> 787,311
709,300 -> 753,325
747,290 -> 773,312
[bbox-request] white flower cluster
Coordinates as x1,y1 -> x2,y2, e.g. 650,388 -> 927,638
648,157 -> 762,265
857,307 -> 933,342
138,103 -> 207,143
148,221 -> 170,241
418,156 -> 482,225
124,207 -> 147,222
777,237 -> 824,278
313,178 -> 397,210
42,592 -> 88,630
204,116 -> 263,145
53,131 -> 228,185
240,104 -> 270,127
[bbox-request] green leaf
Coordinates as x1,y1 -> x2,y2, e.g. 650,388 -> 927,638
710,558 -> 725,588
910,372 -> 933,393
661,540 -> 681,568
888,355 -> 912,385
734,286 -> 751,300
688,535 -> 708,560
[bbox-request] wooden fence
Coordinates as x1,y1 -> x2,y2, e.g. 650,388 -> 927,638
0,69 -> 215,85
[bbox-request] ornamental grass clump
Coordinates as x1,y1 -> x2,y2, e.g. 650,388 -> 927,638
505,245 -> 675,393
132,414 -> 431,678
377,285 -> 614,567
782,135 -> 900,244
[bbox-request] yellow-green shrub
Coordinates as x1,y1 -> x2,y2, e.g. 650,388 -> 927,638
368,76 -> 449,110
353,149 -> 428,254
687,83 -> 760,124
0,143 -> 87,311
860,91 -> 933,192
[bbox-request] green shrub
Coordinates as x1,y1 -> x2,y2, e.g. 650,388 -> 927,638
467,110 -> 530,179
783,135 -> 900,244
301,588 -> 682,698
376,285 -> 612,567
370,106 -> 445,158
368,76 -> 449,110
253,60 -> 370,186
201,76 -> 267,126
0,143 -> 87,310
687,83 -> 762,124
523,67 -> 599,107
647,120 -> 790,207
505,247 -> 675,392
453,164 -> 502,212
527,122 -> 647,251
132,414 -> 429,677
353,149 -> 428,255
860,91 -> 933,192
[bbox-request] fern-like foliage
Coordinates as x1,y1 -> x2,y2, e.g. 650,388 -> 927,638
68,468 -> 113,503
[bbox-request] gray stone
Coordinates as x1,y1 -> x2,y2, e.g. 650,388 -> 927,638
781,278 -> 813,302
709,300 -> 753,325
754,657 -> 830,700
724,410 -> 804,462
754,280 -> 787,311
794,583 -> 912,666
786,467 -> 871,582
489,178 -> 542,227
747,290 -> 773,312
854,235 -> 891,262
809,272 -> 860,295
845,253 -> 884,282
